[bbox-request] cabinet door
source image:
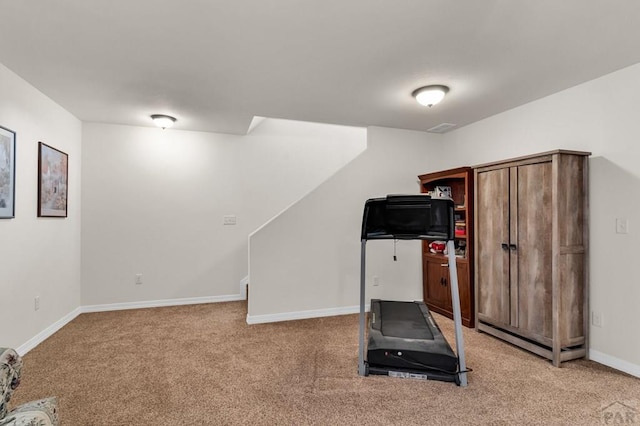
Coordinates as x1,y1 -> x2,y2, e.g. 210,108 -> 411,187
476,168 -> 510,325
513,162 -> 553,339
423,256 -> 450,310
455,262 -> 471,322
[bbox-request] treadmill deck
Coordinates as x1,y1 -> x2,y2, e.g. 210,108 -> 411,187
367,299 -> 458,377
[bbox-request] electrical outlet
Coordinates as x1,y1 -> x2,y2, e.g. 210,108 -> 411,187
591,311 -> 603,327
616,218 -> 629,234
373,276 -> 380,287
135,274 -> 143,285
34,296 -> 40,311
223,215 -> 237,225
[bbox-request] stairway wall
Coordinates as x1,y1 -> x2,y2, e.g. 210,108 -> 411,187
248,126 -> 448,322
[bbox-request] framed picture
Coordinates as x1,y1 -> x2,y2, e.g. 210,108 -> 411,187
38,142 -> 68,218
0,126 -> 16,219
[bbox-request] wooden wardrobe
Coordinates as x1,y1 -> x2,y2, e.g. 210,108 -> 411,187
474,150 -> 590,366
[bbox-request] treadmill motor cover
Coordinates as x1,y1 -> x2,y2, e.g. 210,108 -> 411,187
367,299 -> 458,374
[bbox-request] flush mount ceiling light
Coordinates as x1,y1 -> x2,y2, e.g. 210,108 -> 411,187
151,114 -> 177,129
412,85 -> 450,107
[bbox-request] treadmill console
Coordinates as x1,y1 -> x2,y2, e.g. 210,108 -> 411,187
361,195 -> 454,240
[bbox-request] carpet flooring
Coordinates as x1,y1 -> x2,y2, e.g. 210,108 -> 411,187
11,301 -> 640,425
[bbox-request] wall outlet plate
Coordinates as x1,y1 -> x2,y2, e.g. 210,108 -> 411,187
592,311 -> 603,327
616,218 -> 629,234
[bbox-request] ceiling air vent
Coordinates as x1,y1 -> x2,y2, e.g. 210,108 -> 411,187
427,123 -> 457,134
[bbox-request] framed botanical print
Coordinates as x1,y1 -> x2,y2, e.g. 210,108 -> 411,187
0,125 -> 16,219
38,142 -> 68,217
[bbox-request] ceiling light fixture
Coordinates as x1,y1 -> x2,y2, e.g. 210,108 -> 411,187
151,114 -> 177,129
412,85 -> 450,107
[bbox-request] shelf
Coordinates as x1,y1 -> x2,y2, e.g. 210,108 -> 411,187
419,165 -> 474,328
424,252 -> 469,263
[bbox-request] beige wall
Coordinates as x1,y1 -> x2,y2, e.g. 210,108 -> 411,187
248,126 -> 448,321
0,63 -> 82,350
80,120 -> 366,305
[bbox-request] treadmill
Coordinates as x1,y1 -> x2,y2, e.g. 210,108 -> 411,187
358,195 -> 468,386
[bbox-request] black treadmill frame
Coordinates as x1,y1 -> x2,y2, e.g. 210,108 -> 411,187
358,195 -> 468,386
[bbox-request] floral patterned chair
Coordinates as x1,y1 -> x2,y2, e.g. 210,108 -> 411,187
0,348 -> 58,426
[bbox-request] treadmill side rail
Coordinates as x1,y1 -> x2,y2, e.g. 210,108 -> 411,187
358,239 -> 368,376
447,239 -> 467,387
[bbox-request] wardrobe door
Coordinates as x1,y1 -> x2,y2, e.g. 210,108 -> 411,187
476,168 -> 510,325
514,162 -> 553,340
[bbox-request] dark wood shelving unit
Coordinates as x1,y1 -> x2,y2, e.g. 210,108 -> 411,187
418,167 -> 475,328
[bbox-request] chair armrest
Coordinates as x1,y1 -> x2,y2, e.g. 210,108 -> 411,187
0,397 -> 59,426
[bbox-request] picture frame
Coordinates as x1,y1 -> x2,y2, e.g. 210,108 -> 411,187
38,142 -> 68,218
0,125 -> 16,219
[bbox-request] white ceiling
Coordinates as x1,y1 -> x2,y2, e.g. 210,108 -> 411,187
1,1 -> 640,135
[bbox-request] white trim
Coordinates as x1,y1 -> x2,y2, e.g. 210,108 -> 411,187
589,349 -> 640,378
17,307 -> 82,356
246,304 -> 370,325
246,116 -> 266,134
81,294 -> 244,313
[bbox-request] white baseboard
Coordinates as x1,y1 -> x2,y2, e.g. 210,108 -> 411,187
17,307 -> 82,356
589,349 -> 640,378
246,304 -> 370,325
81,294 -> 244,313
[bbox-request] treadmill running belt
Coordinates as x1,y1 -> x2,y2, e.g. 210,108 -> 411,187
379,301 -> 434,340
367,299 -> 458,376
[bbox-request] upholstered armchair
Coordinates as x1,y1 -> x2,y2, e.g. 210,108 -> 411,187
0,348 -> 58,426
